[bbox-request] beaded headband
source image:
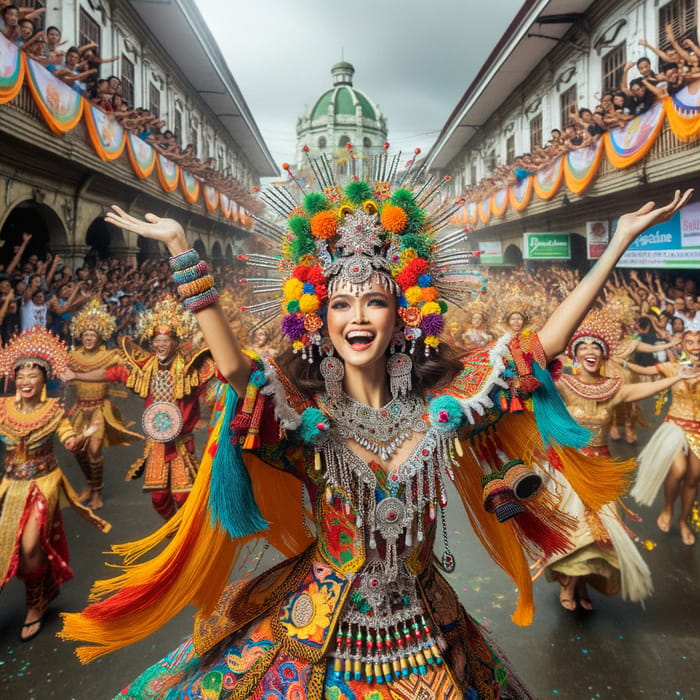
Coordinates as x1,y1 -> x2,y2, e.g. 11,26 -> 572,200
567,311 -> 619,359
70,298 -> 117,340
0,326 -> 69,379
240,147 -> 483,360
138,295 -> 197,342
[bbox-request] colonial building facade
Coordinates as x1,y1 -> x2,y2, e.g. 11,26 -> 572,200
427,0 -> 699,272
0,0 -> 277,270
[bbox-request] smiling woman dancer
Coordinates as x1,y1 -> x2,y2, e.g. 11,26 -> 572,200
542,313 -> 697,611
61,170 -> 691,699
0,327 -> 110,642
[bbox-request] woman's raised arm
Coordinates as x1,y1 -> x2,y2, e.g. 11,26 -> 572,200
104,206 -> 251,394
538,189 -> 693,361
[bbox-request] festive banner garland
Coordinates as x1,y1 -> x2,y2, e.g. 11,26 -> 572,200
180,168 -> 201,204
467,201 -> 478,226
126,132 -> 156,178
563,140 -> 604,195
84,104 -> 126,161
508,176 -> 533,212
490,188 -> 509,218
478,196 -> 491,224
0,35 -> 24,104
220,193 -> 232,219
24,55 -> 83,134
604,101 -> 665,169
203,185 -> 219,213
533,156 -> 563,201
156,154 -> 180,192
665,81 -> 700,141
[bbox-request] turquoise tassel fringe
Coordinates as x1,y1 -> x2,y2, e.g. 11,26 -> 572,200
531,363 -> 591,449
209,382 -> 268,538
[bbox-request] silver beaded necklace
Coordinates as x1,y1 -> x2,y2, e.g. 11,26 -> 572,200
324,393 -> 427,461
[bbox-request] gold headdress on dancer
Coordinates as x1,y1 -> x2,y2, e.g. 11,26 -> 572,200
138,295 -> 197,342
567,309 -> 620,359
606,289 -> 638,328
70,299 -> 116,341
0,326 -> 69,379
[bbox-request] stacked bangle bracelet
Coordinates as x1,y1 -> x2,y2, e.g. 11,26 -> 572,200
168,248 -> 220,312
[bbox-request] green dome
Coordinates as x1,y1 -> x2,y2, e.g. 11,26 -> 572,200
310,86 -> 378,121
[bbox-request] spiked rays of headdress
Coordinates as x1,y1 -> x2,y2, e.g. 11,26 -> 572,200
239,144 -> 485,360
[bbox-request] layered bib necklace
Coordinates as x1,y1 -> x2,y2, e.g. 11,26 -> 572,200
325,393 -> 427,461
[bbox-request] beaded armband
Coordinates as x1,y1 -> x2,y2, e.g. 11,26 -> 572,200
173,260 -> 209,285
169,248 -> 200,272
182,287 -> 219,312
178,274 -> 215,298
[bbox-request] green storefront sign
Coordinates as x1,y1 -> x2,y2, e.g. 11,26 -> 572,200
523,233 -> 571,260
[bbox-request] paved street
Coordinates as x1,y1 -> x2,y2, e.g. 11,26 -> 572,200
1,395 -> 698,699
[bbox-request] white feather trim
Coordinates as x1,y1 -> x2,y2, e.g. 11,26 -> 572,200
597,505 -> 653,602
261,359 -> 302,430
631,422 -> 687,506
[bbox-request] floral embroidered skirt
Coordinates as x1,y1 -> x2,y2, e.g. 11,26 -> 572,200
115,608 -> 532,700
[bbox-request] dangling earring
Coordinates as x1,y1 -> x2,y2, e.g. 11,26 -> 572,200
387,352 -> 413,398
319,339 -> 344,399
40,384 -> 47,402
15,387 -> 21,404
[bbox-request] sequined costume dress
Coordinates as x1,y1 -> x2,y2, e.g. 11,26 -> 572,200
69,345 -> 143,447
0,397 -> 110,606
542,374 -> 652,602
68,345 -> 143,492
106,343 -> 215,519
103,333 -> 599,700
631,361 -> 700,505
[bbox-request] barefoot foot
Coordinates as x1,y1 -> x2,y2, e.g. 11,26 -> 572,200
88,492 -> 103,510
680,521 -> 696,546
657,509 -> 672,533
558,576 -> 577,611
575,581 -> 593,611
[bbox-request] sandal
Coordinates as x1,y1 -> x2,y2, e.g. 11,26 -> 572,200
20,615 -> 44,643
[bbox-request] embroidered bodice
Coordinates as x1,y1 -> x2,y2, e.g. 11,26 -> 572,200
70,346 -> 120,402
0,398 -> 74,480
556,375 -> 622,446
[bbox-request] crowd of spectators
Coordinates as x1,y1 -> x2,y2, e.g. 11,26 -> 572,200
0,4 -> 256,209
465,23 -> 700,203
0,228 -> 696,376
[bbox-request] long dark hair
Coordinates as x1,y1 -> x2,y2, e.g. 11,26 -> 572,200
276,335 -> 464,399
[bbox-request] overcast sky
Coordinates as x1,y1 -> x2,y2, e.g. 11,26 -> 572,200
194,0 -> 524,171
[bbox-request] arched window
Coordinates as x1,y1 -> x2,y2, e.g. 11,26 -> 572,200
318,136 -> 327,148
338,135 -> 351,148
363,137 -> 371,148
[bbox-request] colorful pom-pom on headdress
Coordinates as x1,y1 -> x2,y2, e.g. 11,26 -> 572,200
0,326 -> 69,379
70,299 -> 117,341
138,295 -> 197,342
241,146 -> 483,360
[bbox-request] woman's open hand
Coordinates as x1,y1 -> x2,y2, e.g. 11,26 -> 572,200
611,189 -> 694,253
105,206 -> 189,255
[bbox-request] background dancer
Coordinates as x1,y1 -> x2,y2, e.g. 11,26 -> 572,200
0,326 -> 109,641
67,299 -> 143,510
631,329 -> 700,545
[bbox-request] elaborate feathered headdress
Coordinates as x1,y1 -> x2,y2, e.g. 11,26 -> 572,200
138,295 -> 197,342
239,147 -> 483,359
0,326 -> 69,379
70,299 -> 116,340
